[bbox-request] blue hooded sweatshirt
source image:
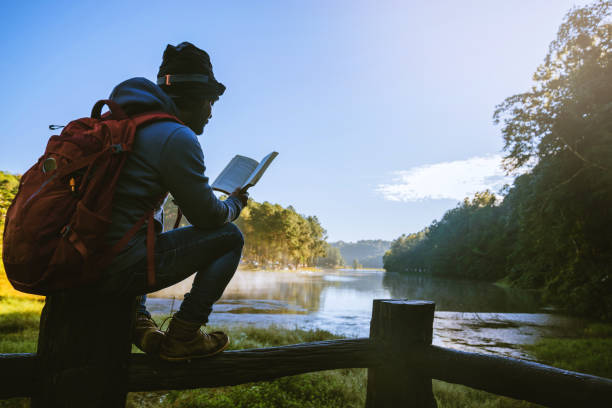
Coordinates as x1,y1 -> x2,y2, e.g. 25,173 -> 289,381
104,77 -> 243,275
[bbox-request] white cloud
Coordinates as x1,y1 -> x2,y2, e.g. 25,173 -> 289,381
376,155 -> 513,202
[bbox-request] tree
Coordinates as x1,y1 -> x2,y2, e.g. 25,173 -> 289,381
232,199 -> 329,268
383,190 -> 508,281
0,171 -> 20,226
316,243 -> 344,268
494,1 -> 611,172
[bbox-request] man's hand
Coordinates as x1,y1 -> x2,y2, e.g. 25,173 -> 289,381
231,188 -> 249,207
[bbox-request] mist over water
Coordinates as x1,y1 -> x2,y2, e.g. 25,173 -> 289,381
147,269 -> 586,358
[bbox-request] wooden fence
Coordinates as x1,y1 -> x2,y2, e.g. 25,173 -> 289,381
1,297 -> 611,407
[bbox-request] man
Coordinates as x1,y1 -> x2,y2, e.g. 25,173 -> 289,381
99,42 -> 248,361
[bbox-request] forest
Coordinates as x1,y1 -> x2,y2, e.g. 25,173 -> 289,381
235,200 -> 329,268
164,196 -> 333,269
384,2 -> 612,320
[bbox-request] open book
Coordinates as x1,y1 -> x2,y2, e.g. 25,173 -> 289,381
211,151 -> 278,195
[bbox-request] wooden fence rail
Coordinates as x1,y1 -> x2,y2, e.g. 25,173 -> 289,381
1,299 -> 611,407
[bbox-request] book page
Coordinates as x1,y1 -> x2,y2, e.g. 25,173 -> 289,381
211,155 -> 259,195
244,151 -> 279,188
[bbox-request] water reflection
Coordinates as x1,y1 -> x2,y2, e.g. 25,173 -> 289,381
147,268 -> 584,358
149,268 -> 543,320
151,269 -> 390,314
382,272 -> 541,312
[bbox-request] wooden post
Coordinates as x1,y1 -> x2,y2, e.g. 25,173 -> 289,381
366,299 -> 437,408
31,292 -> 135,408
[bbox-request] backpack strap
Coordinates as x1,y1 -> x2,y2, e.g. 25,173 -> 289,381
92,100 -> 183,127
132,111 -> 184,128
105,211 -> 151,259
98,208 -> 158,288
96,111 -> 182,288
91,99 -> 128,120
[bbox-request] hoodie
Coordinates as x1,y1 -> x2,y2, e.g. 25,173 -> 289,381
104,77 -> 243,275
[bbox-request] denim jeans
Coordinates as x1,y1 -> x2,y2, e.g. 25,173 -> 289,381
100,223 -> 244,324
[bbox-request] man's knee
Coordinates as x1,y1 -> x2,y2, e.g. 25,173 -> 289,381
226,222 -> 244,249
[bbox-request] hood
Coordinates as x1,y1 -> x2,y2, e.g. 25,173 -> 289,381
109,77 -> 179,117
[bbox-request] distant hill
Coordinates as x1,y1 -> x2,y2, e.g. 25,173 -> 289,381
330,240 -> 391,268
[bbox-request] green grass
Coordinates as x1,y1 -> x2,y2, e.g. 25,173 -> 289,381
0,272 -> 44,354
0,273 -> 43,408
147,368 -> 368,408
432,381 -> 541,408
524,322 -> 612,379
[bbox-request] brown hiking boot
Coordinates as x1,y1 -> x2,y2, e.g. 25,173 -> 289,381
133,314 -> 164,355
159,316 -> 230,362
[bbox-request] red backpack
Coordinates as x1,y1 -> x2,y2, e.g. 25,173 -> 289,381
2,100 -> 181,294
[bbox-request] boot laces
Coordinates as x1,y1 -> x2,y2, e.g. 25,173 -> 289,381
158,314 -> 207,336
158,314 -> 173,332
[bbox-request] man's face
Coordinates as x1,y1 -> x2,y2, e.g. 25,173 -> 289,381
185,99 -> 213,135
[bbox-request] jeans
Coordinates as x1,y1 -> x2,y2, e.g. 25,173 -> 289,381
100,222 -> 244,325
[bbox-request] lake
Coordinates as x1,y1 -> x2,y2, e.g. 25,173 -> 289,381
148,268 -> 586,359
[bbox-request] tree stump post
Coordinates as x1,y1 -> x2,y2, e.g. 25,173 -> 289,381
31,292 -> 136,408
366,299 -> 437,408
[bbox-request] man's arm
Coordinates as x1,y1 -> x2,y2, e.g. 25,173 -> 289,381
159,126 -> 244,228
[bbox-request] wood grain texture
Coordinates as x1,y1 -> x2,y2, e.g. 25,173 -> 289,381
30,293 -> 135,408
419,345 -> 612,408
128,338 -> 381,390
366,299 -> 437,408
2,343 -> 612,405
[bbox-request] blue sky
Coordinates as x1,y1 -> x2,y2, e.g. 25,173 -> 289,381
0,0 -> 592,241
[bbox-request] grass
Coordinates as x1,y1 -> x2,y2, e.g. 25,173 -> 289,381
0,269 -> 43,408
524,322 -> 612,379
0,298 -> 41,354
0,268 -> 43,355
432,382 -> 541,408
143,368 -> 367,408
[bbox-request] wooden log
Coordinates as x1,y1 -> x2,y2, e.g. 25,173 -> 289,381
3,340 -> 612,406
415,345 -> 612,407
2,327 -> 612,406
128,338 -> 380,390
366,299 -> 437,408
30,292 -> 135,408
0,353 -> 38,398
0,339 -> 381,397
